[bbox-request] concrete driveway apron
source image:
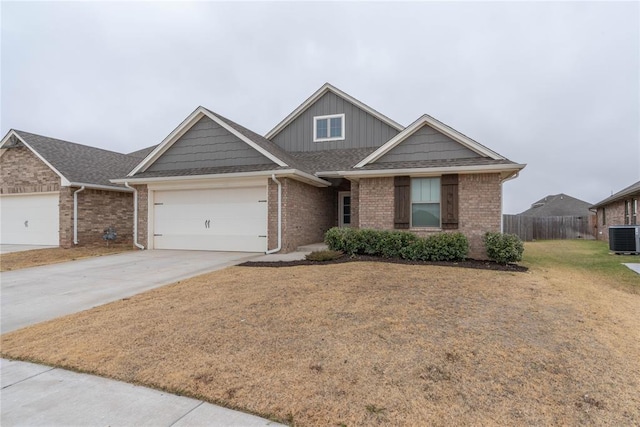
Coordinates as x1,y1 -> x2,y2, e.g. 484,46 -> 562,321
0,250 -> 286,427
1,249 -> 259,333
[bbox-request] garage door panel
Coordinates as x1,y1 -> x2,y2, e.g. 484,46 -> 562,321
153,186 -> 267,252
0,194 -> 59,245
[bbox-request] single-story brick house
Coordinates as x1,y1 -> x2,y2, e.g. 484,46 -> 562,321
591,180 -> 640,242
0,130 -> 143,247
114,83 -> 526,259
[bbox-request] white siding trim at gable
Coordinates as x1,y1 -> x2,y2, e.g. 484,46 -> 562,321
129,107 -> 287,176
265,83 -> 404,140
355,115 -> 505,168
0,130 -> 70,186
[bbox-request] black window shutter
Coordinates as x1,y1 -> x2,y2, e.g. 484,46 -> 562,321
441,174 -> 459,229
394,176 -> 410,229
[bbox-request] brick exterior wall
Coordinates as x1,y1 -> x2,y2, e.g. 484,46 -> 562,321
594,199 -> 639,242
58,187 -> 133,248
350,179 -> 360,228
358,177 -> 395,229
356,173 -> 502,259
134,185 -> 149,248
268,178 -> 336,253
1,146 -> 134,248
0,146 -> 60,194
457,173 -> 502,258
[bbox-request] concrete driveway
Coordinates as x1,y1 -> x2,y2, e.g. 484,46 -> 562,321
1,249 -> 258,333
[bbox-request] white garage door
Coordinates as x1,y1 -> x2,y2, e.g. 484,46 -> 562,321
0,193 -> 59,245
153,186 -> 267,252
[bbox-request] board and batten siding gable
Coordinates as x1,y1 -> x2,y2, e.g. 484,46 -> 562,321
376,124 -> 481,164
147,116 -> 274,172
270,91 -> 400,152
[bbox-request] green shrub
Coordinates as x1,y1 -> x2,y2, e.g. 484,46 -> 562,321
400,232 -> 469,261
305,250 -> 344,262
325,227 -> 467,261
483,232 -> 524,264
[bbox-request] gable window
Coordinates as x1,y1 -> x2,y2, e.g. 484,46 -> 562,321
411,177 -> 440,227
314,114 -> 345,142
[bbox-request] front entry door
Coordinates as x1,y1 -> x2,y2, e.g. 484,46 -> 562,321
339,191 -> 351,227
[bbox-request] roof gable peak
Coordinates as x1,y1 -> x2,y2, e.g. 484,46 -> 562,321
264,83 -> 404,140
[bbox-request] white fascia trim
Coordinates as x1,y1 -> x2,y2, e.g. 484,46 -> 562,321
354,115 -> 505,168
68,182 -> 134,193
318,163 -> 527,179
113,169 -> 331,187
1,130 -> 71,186
129,107 -> 287,176
313,113 -> 346,142
265,83 -> 404,140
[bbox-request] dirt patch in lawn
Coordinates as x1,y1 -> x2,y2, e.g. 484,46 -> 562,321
2,255 -> 639,425
0,245 -> 134,272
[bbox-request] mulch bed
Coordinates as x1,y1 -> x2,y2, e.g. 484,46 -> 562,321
240,254 -> 528,272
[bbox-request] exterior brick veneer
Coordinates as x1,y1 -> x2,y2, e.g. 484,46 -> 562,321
594,201 -> 626,242
358,177 -> 395,229
2,145 -> 133,248
0,146 -> 60,194
134,185 -> 149,248
58,188 -> 133,248
355,173 -> 502,259
269,178 -> 336,252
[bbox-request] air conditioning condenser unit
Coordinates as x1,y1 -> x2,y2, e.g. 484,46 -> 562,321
609,225 -> 640,254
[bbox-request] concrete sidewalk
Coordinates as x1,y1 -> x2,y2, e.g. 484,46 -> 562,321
1,359 -> 284,427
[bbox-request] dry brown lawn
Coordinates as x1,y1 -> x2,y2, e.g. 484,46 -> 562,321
0,245 -> 133,272
2,242 -> 639,426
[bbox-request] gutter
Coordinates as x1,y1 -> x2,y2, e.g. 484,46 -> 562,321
265,174 -> 282,254
124,182 -> 145,250
73,186 -> 85,245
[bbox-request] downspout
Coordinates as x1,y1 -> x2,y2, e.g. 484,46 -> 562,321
124,182 -> 145,250
73,186 -> 85,245
265,174 -> 282,254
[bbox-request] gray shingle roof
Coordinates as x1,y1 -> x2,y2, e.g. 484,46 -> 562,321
131,163 -> 286,179
290,148 -> 378,172
591,181 -> 640,208
356,157 -> 518,171
14,130 -> 141,188
518,194 -> 594,217
128,145 -> 157,159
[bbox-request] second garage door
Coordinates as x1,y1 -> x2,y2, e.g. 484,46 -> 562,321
0,193 -> 59,245
153,186 -> 267,252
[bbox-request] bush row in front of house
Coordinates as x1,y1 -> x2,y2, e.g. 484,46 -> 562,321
325,227 -> 525,264
324,227 -> 469,261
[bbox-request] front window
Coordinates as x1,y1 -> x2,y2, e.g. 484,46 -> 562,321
314,114 -> 345,142
632,198 -> 638,225
411,177 -> 440,227
625,200 -> 631,224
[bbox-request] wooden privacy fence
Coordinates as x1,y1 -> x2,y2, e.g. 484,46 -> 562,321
502,215 -> 596,241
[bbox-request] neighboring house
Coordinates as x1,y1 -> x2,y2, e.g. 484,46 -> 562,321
591,180 -> 640,242
114,83 -> 525,259
519,193 -> 594,218
0,130 -> 141,247
504,193 -> 595,240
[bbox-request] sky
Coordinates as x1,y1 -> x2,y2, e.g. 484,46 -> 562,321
2,1 -> 638,214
